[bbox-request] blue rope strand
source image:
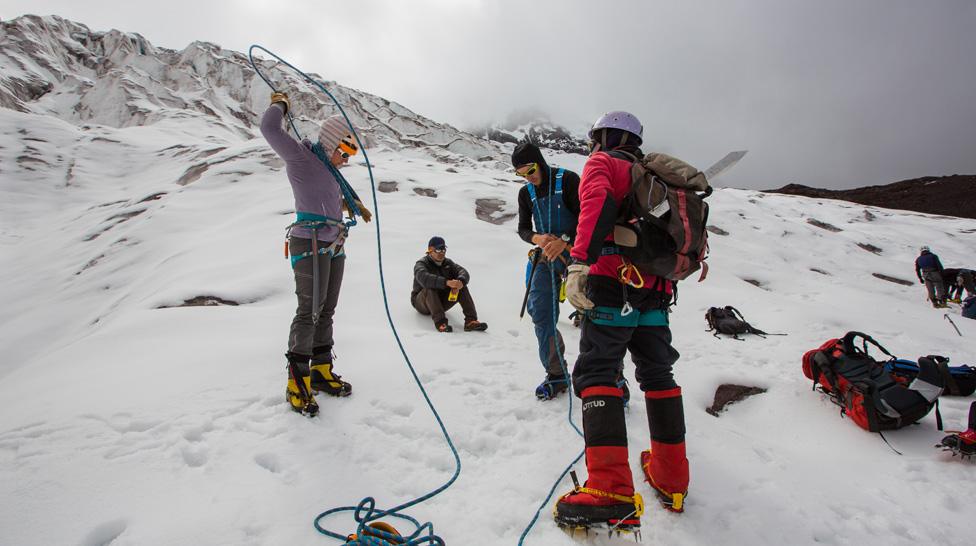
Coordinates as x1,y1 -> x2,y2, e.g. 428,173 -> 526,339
518,163 -> 584,544
248,45 -> 460,546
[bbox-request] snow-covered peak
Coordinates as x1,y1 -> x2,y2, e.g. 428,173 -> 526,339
473,111 -> 590,155
0,14 -> 505,164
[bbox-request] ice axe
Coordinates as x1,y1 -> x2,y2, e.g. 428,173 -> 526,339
945,313 -> 963,337
520,247 -> 543,318
703,150 -> 748,181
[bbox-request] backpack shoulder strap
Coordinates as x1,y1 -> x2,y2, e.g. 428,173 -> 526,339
526,183 -> 543,232
607,150 -> 638,163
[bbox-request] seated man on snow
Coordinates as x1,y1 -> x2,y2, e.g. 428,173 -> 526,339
411,236 -> 488,333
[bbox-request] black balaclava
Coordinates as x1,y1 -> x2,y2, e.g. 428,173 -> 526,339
511,141 -> 549,172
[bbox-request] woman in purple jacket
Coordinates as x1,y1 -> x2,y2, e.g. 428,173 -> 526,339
260,91 -> 370,416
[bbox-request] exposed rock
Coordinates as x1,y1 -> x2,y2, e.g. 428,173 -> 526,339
857,242 -> 883,255
446,168 -> 458,173
413,187 -> 437,198
863,210 -> 877,221
872,273 -> 914,287
810,268 -> 831,276
177,163 -> 209,186
475,198 -> 516,225
766,176 -> 976,220
707,384 -> 767,416
378,181 -> 398,193
742,278 -> 764,289
806,218 -> 843,232
706,225 -> 729,236
158,295 -> 240,308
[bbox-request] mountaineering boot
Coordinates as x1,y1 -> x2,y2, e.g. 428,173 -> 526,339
285,353 -> 318,417
640,388 -> 689,512
938,401 -> 976,459
463,319 -> 488,332
309,345 -> 351,397
536,374 -> 569,400
555,386 -> 643,533
435,319 -> 453,333
310,362 -> 352,397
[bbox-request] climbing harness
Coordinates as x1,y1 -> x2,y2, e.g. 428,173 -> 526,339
249,45 -> 459,546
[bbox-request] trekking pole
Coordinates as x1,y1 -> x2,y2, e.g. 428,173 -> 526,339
520,247 -> 543,318
945,313 -> 963,337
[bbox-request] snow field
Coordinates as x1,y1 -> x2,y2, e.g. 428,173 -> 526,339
1,114 -> 974,545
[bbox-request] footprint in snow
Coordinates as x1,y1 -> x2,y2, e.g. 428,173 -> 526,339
80,518 -> 128,546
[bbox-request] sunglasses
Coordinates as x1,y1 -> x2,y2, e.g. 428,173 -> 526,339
430,247 -> 447,253
336,136 -> 359,158
516,163 -> 538,178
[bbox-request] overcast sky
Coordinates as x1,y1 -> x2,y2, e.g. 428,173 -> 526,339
4,1 -> 975,189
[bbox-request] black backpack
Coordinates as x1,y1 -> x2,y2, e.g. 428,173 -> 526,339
608,151 -> 712,282
705,306 -> 780,340
886,357 -> 976,397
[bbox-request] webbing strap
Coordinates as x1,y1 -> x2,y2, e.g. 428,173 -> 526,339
526,167 -> 565,235
588,306 -> 668,327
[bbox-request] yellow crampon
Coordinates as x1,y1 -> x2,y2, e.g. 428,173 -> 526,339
565,486 -> 645,519
641,454 -> 685,512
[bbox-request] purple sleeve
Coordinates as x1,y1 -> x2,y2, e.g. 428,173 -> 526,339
260,104 -> 305,162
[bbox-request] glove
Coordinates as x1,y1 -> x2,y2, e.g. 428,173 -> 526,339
566,263 -> 594,311
355,200 -> 372,223
270,91 -> 290,115
343,200 -> 373,222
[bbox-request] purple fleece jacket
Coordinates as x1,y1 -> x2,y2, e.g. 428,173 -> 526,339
260,104 -> 341,242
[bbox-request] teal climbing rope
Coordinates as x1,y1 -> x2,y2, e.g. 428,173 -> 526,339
248,45 -> 460,546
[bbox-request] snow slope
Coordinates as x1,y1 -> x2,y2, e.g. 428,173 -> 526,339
2,14 -> 975,546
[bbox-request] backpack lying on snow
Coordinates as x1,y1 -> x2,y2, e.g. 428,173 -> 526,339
609,151 -> 712,282
886,357 -> 976,397
705,306 -> 782,340
802,332 -> 944,432
963,295 -> 976,320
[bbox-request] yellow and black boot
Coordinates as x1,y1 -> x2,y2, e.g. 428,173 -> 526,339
310,346 -> 352,397
286,354 -> 319,417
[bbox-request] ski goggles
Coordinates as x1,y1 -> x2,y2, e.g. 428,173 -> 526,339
336,136 -> 359,158
515,163 -> 538,178
429,246 -> 447,254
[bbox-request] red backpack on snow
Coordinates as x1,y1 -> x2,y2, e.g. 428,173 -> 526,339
802,332 -> 944,432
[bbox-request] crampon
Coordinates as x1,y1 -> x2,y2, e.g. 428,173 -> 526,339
936,430 -> 976,459
936,402 -> 976,460
553,471 -> 643,541
640,450 -> 686,513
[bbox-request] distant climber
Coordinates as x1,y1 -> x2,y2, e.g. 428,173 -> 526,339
411,236 -> 488,333
915,246 -> 947,308
947,268 -> 975,302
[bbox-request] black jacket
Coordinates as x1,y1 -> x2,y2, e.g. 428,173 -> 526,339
412,255 -> 471,299
517,163 -> 581,245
